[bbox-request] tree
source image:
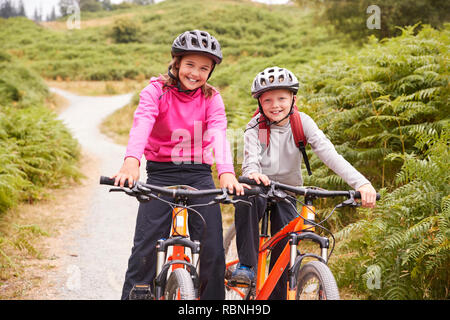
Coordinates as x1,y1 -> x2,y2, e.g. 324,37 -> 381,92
101,0 -> 112,11
48,6 -> 57,21
17,0 -> 25,16
0,0 -> 26,18
33,6 -> 42,21
59,0 -> 76,17
316,0 -> 450,40
79,0 -> 102,12
132,0 -> 154,4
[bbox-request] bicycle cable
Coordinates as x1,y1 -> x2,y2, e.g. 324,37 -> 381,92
286,196 -> 338,260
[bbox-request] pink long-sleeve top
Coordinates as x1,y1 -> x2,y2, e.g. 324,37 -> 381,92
124,77 -> 235,177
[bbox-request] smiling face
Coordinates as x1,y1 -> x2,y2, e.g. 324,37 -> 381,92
259,89 -> 294,126
177,54 -> 213,91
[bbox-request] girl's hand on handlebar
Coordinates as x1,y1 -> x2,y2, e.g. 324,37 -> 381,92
112,157 -> 140,188
357,183 -> 377,208
219,173 -> 246,196
248,172 -> 270,186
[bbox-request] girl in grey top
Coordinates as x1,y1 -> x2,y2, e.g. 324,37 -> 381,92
231,66 -> 377,299
242,112 -> 371,190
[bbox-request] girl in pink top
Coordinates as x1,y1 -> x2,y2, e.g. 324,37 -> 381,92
112,30 -> 243,300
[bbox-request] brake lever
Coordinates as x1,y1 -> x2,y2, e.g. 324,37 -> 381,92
230,198 -> 252,206
336,191 -> 361,208
267,184 -> 288,201
210,189 -> 253,206
109,186 -> 149,201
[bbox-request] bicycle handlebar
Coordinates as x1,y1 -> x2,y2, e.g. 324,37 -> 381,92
99,176 -> 263,199
238,176 -> 381,200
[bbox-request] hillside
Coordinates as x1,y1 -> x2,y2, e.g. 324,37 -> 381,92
0,0 -> 351,127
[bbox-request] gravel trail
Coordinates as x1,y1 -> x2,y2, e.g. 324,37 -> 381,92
47,88 -> 143,299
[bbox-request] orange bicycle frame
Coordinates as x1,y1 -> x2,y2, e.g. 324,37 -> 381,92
254,202 -> 323,300
169,207 -> 190,270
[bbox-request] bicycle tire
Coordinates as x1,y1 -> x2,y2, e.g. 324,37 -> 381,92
295,260 -> 340,300
223,224 -> 236,257
164,268 -> 196,300
223,225 -> 252,300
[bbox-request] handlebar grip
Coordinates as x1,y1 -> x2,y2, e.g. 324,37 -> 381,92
354,191 -> 381,200
238,176 -> 261,186
242,186 -> 265,196
100,176 -> 133,187
100,176 -> 116,186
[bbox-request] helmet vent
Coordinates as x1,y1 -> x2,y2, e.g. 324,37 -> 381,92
171,30 -> 223,64
250,66 -> 299,98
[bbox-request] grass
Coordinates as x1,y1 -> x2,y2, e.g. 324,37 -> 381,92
0,152 -> 96,299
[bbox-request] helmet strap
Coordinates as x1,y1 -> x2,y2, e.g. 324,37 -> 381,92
167,65 -> 198,95
168,64 -> 177,80
258,96 -> 296,126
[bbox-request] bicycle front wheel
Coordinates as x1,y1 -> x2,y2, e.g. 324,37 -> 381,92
295,261 -> 340,300
164,268 -> 196,300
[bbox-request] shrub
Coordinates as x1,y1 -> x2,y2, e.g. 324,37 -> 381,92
331,126 -> 449,299
0,55 -> 82,214
111,17 -> 141,43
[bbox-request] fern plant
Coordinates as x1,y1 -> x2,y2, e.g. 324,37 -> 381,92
330,125 -> 449,299
302,24 -> 449,190
0,54 -> 82,214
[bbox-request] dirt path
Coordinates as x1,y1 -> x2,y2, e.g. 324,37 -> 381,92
25,88 -> 144,299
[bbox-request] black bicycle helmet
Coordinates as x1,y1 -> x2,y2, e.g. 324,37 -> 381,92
251,66 -> 299,98
171,30 -> 222,64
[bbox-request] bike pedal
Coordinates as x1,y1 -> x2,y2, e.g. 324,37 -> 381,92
129,284 -> 153,300
227,279 -> 251,288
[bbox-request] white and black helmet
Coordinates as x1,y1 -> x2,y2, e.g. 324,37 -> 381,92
171,30 -> 222,64
251,66 -> 299,98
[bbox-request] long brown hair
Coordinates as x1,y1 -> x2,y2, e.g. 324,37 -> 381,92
160,56 -> 216,98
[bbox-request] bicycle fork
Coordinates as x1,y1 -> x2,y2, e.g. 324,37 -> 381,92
154,206 -> 201,299
286,232 -> 330,300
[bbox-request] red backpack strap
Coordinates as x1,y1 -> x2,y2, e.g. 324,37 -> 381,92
254,109 -> 270,147
290,109 -> 307,148
290,109 -> 312,176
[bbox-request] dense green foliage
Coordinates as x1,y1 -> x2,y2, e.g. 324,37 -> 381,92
0,51 -> 82,214
301,25 -> 449,189
331,127 -> 449,299
318,0 -> 450,40
299,24 -> 449,299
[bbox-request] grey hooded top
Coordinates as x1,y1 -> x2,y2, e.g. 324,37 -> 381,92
241,112 -> 370,190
